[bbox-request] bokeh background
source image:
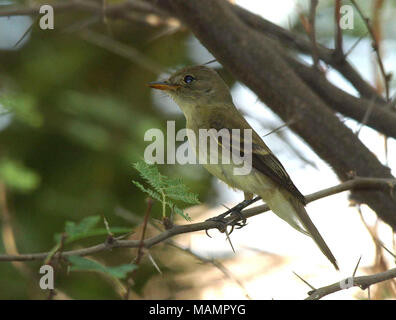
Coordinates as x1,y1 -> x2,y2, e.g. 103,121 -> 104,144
0,0 -> 395,299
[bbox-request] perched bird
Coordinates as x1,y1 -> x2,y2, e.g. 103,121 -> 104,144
148,65 -> 338,270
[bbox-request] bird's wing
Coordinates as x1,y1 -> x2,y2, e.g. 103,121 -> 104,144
208,113 -> 306,204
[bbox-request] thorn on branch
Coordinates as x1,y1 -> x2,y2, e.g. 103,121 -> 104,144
293,271 -> 316,291
352,255 -> 362,278
105,234 -> 116,248
1,177 -> 396,264
162,216 -> 173,230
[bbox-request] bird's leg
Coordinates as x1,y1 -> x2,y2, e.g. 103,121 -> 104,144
244,192 -> 254,201
228,193 -> 254,229
205,195 -> 261,236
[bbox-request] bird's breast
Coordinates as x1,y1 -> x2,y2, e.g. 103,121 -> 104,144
185,120 -> 276,197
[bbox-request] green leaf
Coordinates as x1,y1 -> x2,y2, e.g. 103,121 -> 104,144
54,215 -> 131,244
132,161 -> 199,221
66,120 -> 110,151
133,161 -> 164,193
0,93 -> 43,127
164,182 -> 200,204
0,158 -> 40,192
104,264 -> 138,279
171,202 -> 192,222
132,180 -> 162,202
65,215 -> 101,237
68,256 -> 137,279
54,227 -> 132,244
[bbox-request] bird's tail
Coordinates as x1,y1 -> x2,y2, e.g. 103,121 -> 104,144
264,189 -> 339,270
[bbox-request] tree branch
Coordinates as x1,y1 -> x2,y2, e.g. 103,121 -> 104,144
0,1 -> 385,103
0,0 -> 172,26
285,57 -> 396,139
3,1 -> 393,137
306,267 -> 396,300
308,0 -> 320,69
350,0 -> 390,101
334,0 -> 343,56
230,3 -> 386,103
0,177 -> 394,263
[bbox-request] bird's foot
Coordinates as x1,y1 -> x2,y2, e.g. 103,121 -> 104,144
205,214 -> 247,238
207,197 -> 257,221
205,216 -> 228,237
229,210 -> 247,230
205,208 -> 248,238
204,197 -> 260,237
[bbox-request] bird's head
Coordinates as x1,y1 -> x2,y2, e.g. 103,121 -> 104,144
148,65 -> 232,113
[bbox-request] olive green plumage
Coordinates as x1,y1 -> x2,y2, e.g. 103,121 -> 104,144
149,65 -> 338,270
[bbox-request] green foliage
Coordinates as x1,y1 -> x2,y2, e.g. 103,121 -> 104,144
132,161 -> 200,221
68,255 -> 137,279
47,216 -> 133,275
0,7 -> 198,299
1,0 -> 395,299
54,215 -> 131,244
0,158 -> 40,192
0,93 -> 43,127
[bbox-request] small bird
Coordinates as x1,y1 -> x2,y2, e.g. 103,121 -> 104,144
148,65 -> 338,270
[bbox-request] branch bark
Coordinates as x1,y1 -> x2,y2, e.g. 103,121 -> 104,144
0,177 -> 395,262
3,1 -> 393,136
285,57 -> 396,139
230,3 -> 386,104
306,267 -> 396,300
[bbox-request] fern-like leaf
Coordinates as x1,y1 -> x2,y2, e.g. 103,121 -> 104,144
132,161 -> 199,221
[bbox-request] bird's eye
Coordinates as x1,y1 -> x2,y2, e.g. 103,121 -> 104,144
183,75 -> 195,84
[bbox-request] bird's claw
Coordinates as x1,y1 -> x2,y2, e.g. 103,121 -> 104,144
205,210 -> 247,238
206,216 -> 228,234
229,210 -> 247,229
204,197 -> 257,237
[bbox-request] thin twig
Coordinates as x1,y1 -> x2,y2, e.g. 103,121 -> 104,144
350,0 -> 390,101
135,198 -> 153,265
124,197 -> 153,299
117,204 -> 251,298
231,3 -> 385,103
306,267 -> 396,300
147,251 -> 162,274
0,0 -> 166,19
355,97 -> 376,136
293,271 -> 316,290
344,31 -> 368,58
262,119 -> 296,138
308,0 -> 320,69
0,177 -> 395,263
0,182 -> 31,276
334,0 -> 343,56
78,29 -> 164,74
13,20 -> 35,48
379,242 -> 396,261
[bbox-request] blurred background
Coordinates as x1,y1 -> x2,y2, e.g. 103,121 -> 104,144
0,0 -> 395,299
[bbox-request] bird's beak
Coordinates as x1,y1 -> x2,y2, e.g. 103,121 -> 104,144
147,81 -> 180,91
